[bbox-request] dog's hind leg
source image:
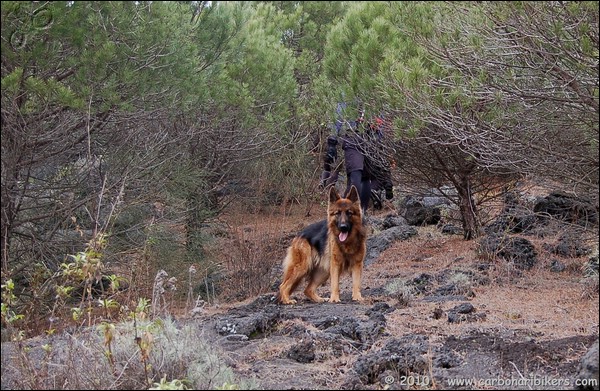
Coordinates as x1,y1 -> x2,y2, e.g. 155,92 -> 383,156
278,239 -> 311,304
279,263 -> 304,304
279,277 -> 302,304
304,266 -> 330,303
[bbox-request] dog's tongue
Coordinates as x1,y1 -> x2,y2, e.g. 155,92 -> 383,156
339,232 -> 348,242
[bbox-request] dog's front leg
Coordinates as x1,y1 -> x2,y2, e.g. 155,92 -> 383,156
329,258 -> 341,303
351,260 -> 364,301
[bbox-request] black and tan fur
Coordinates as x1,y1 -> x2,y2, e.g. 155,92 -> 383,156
278,186 -> 367,304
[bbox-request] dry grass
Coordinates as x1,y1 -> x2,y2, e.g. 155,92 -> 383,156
214,199 -> 326,302
1,317 -> 256,390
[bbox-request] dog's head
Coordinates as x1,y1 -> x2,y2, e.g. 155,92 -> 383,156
328,186 -> 362,243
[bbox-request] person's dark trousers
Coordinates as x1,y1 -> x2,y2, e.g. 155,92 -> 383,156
345,170 -> 371,214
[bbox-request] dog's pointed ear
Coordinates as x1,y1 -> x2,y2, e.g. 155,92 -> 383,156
329,186 -> 341,204
347,185 -> 360,204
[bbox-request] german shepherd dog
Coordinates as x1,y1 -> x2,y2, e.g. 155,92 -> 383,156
278,186 -> 367,304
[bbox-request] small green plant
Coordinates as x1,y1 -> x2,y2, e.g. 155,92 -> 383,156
55,233 -> 112,327
105,274 -> 125,293
215,382 -> 240,390
98,298 -> 120,319
71,307 -> 83,321
132,313 -> 163,385
150,375 -> 188,390
131,297 -> 150,320
581,246 -> 599,298
448,272 -> 474,296
55,285 -> 74,299
385,278 -> 414,307
583,247 -> 599,277
98,321 -> 116,371
1,279 -> 25,338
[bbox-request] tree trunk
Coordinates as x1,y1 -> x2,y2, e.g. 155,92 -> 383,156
185,185 -> 219,258
455,178 -> 481,240
185,191 -> 205,258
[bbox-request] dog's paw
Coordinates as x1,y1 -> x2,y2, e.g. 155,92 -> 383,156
307,295 -> 326,303
280,298 -> 297,305
352,294 -> 364,302
328,296 -> 341,303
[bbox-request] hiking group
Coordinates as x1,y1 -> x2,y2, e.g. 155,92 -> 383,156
320,103 -> 394,214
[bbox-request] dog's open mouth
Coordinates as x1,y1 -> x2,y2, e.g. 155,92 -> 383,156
339,232 -> 348,242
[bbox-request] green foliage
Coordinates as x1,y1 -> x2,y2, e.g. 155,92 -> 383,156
323,1 -> 442,112
0,67 -> 23,94
4,2 -> 179,111
1,279 -> 25,329
133,298 -> 151,320
150,376 -> 188,390
218,3 -> 296,124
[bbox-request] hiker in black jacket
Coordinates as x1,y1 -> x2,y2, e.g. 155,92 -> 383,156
319,135 -> 340,190
341,129 -> 372,214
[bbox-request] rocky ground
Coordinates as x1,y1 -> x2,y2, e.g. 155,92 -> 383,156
198,241 -> 598,389
201,294 -> 597,390
191,190 -> 599,389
